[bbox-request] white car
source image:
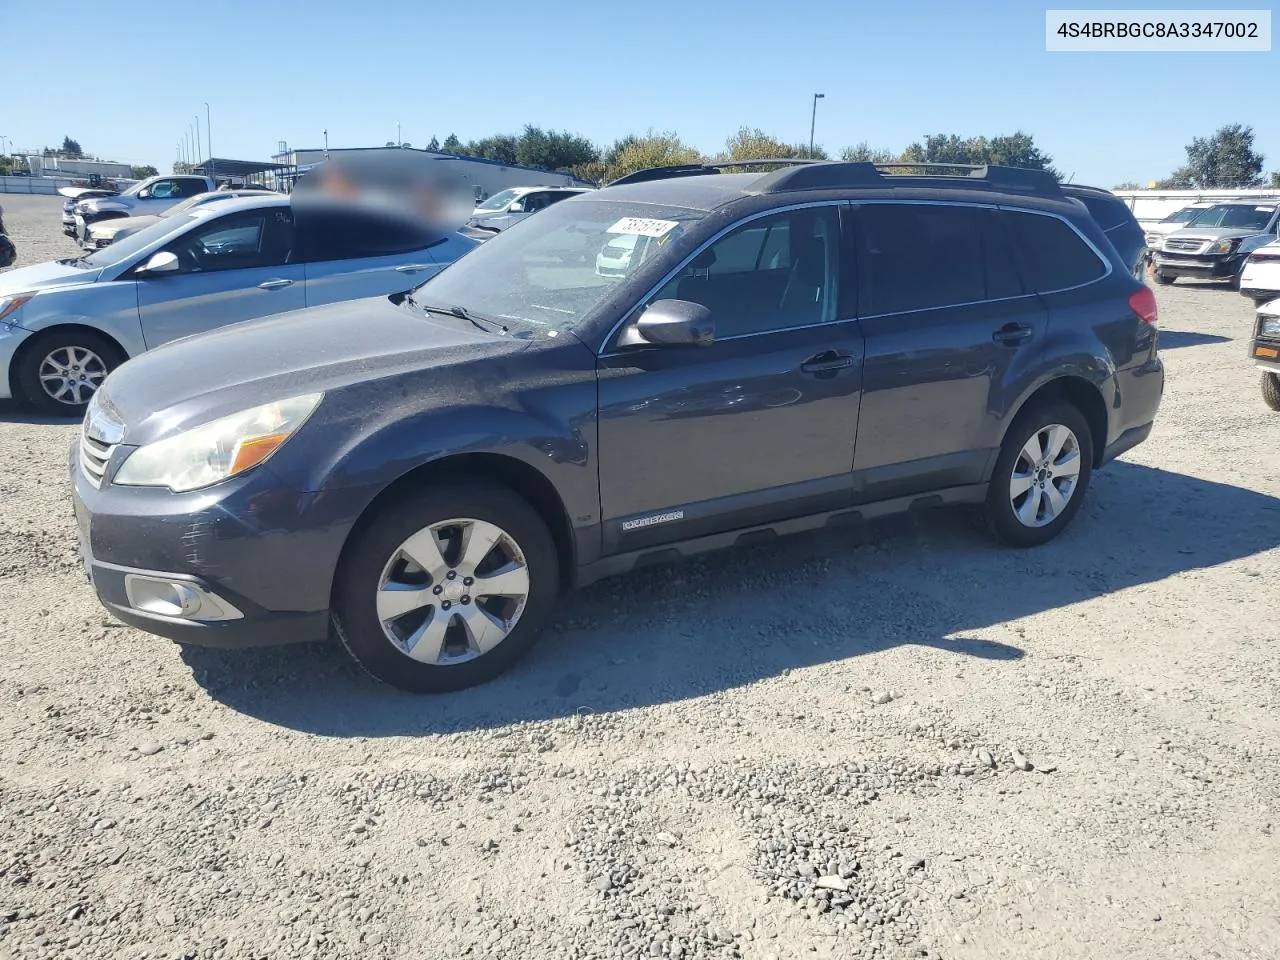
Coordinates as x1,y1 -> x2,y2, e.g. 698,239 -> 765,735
1240,240 -> 1280,304
84,189 -> 274,249
467,186 -> 592,233
1143,202 -> 1214,249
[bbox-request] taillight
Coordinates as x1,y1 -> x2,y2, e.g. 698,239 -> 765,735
1129,286 -> 1158,325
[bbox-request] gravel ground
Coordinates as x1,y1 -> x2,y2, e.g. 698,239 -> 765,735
2,192 -> 1279,960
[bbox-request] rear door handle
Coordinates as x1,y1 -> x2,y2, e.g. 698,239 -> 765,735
395,263 -> 434,273
258,278 -> 294,290
992,323 -> 1033,345
800,350 -> 855,375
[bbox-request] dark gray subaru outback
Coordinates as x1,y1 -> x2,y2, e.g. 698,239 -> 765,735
70,162 -> 1165,693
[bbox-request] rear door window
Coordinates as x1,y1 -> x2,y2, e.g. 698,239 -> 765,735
857,204 -> 987,314
1001,211 -> 1107,293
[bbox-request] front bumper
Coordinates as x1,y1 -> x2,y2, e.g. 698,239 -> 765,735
0,325 -> 33,400
1252,338 -> 1280,372
1153,251 -> 1246,279
68,441 -> 371,649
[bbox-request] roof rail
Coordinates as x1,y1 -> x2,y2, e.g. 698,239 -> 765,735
749,162 -> 1062,196
607,158 -> 824,187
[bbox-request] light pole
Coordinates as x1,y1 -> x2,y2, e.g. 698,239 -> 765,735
396,121 -> 401,147
809,93 -> 825,159
205,102 -> 213,181
323,129 -> 329,158
194,114 -> 202,168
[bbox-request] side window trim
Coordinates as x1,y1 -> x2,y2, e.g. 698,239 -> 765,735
598,200 -> 850,356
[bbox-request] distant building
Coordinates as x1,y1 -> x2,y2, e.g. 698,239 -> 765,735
24,156 -> 132,180
269,145 -> 592,200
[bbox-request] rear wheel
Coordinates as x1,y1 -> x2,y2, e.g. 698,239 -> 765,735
16,329 -> 124,417
332,482 -> 559,693
981,402 -> 1094,548
1262,372 -> 1280,412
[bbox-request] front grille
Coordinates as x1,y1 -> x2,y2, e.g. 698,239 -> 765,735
79,430 -> 115,488
1164,238 -> 1205,253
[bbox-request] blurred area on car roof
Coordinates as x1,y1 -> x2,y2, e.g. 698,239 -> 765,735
292,151 -> 474,238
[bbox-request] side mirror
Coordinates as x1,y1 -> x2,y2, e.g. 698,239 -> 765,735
624,299 -> 714,348
136,188 -> 151,199
137,251 -> 179,276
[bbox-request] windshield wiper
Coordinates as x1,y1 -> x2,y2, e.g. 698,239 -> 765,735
57,256 -> 95,269
408,295 -> 508,335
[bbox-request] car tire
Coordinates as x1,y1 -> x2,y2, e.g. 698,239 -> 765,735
1262,372 -> 1280,412
980,402 -> 1094,548
16,329 -> 124,417
1154,272 -> 1175,285
332,482 -> 560,694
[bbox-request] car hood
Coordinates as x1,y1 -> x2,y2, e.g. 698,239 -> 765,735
1168,226 -> 1272,242
95,214 -> 161,235
57,187 -> 119,200
0,259 -> 100,296
97,295 -> 525,447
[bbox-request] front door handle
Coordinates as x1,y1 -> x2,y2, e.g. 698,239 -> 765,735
992,322 -> 1033,345
395,263 -> 434,273
258,278 -> 294,290
800,350 -> 855,376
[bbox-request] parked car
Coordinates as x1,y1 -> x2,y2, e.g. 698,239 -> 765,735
467,186 -> 593,233
59,185 -> 121,236
1239,240 -> 1280,304
1152,202 -> 1280,287
68,160 -> 1164,694
1252,298 -> 1280,410
0,194 -> 478,414
84,189 -> 276,249
1143,202 -> 1214,251
68,174 -> 218,242
1060,184 -> 1148,279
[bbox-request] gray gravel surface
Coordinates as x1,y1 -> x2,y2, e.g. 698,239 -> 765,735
2,192 -> 1279,959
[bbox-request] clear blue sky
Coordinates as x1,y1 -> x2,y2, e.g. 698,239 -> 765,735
2,0 -> 1276,186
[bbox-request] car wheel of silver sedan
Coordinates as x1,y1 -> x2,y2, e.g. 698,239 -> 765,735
17,330 -> 124,418
333,482 -> 560,693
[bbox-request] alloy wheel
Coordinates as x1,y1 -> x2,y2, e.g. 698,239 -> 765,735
375,517 -> 530,665
1009,423 -> 1082,528
38,345 -> 108,407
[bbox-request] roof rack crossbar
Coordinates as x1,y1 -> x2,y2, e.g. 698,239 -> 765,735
749,161 -> 1062,196
607,158 -> 824,187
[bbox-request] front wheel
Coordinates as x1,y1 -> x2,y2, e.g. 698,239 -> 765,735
1154,272 -> 1175,286
1263,372 -> 1280,412
981,402 -> 1095,548
16,329 -> 124,417
332,482 -> 560,693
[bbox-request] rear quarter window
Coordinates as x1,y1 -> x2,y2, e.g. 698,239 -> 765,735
1002,211 -> 1107,292
1073,194 -> 1130,233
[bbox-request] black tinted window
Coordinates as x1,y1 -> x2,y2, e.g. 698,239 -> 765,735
164,209 -> 292,274
1003,211 -> 1106,292
294,206 -> 439,262
1070,192 -> 1130,232
859,204 -> 987,314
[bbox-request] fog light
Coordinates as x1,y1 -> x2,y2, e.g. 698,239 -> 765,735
124,574 -> 242,621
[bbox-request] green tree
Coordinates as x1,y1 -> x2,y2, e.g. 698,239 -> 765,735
1163,125 -> 1265,188
900,131 -> 1059,178
1271,171 -> 1280,188
606,132 -> 704,181
602,135 -> 640,166
515,125 -> 598,171
840,142 -> 899,163
441,133 -> 462,153
721,127 -> 807,162
1112,181 -> 1143,191
131,164 -> 158,179
425,136 -> 440,152
466,134 -> 518,164
61,136 -> 83,158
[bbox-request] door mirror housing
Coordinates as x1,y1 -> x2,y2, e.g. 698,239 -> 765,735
137,251 -> 180,276
621,299 -> 714,348
136,188 -> 151,199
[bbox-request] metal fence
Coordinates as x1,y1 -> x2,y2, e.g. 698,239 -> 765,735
0,175 -> 80,195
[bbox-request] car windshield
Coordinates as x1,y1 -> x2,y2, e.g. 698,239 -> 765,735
475,188 -> 522,212
1190,204 -> 1277,230
1164,207 -> 1202,223
410,199 -> 707,333
81,212 -> 203,267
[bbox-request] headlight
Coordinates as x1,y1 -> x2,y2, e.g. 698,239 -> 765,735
114,393 -> 323,492
1260,317 -> 1280,338
1208,238 -> 1238,255
0,292 -> 35,327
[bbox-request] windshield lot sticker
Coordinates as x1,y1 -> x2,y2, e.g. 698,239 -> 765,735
607,217 -> 680,238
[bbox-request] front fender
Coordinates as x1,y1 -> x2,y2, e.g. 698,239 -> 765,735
15,284 -> 146,357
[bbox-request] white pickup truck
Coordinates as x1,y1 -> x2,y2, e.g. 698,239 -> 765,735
60,174 -> 217,242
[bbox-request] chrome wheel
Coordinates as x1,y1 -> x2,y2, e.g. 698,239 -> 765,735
376,517 -> 530,665
1009,423 -> 1082,528
38,345 -> 107,407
